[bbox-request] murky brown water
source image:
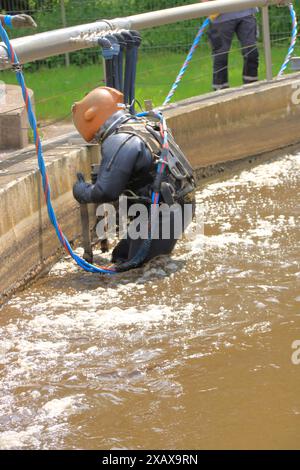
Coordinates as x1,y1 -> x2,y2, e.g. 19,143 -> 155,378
0,152 -> 299,450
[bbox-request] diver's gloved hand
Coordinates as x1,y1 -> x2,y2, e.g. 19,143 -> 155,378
73,173 -> 93,204
12,14 -> 37,28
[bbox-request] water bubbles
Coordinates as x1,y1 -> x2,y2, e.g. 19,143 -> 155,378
0,152 -> 299,448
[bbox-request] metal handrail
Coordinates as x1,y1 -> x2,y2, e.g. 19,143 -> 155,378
0,0 -> 289,81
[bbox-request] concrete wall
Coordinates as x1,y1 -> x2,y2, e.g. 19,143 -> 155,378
0,143 -> 99,303
0,84 -> 34,150
166,75 -> 300,168
1,74 -> 300,303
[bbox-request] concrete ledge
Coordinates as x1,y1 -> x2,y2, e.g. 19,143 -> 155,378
0,84 -> 35,150
0,142 -> 99,303
165,74 -> 300,168
1,74 -> 300,303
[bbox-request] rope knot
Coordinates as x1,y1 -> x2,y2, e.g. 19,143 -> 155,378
12,62 -> 23,73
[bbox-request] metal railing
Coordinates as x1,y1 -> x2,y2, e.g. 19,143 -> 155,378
0,0 -> 291,81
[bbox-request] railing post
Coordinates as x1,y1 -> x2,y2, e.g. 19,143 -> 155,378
262,5 -> 272,81
60,0 -> 70,67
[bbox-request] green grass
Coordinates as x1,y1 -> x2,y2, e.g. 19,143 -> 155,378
0,43 -> 292,123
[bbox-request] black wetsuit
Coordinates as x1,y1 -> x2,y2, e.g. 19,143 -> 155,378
73,110 -> 195,267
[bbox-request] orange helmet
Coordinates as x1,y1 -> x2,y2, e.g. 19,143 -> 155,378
72,87 -> 124,142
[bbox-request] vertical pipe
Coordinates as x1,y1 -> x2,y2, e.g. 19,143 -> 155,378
102,57 -> 107,85
60,0 -> 70,67
262,5 -> 272,81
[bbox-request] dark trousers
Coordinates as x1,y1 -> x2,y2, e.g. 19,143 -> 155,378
112,199 -> 194,268
208,15 -> 259,90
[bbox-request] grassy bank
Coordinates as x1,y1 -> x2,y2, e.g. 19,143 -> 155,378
0,43 -> 291,123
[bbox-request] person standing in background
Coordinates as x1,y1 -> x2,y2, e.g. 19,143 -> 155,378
202,0 -> 259,90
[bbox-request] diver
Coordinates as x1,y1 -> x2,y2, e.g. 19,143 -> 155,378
72,86 -> 196,271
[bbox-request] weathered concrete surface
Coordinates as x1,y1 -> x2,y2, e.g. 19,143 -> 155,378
166,74 -> 300,168
1,74 -> 300,302
0,142 -> 99,303
0,84 -> 35,150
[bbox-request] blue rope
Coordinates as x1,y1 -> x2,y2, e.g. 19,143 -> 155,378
163,16 -> 212,105
278,3 -> 298,77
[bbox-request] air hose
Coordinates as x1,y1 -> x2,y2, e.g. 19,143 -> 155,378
100,30 -> 141,112
113,32 -> 126,92
122,31 -> 136,107
98,36 -> 120,89
106,34 -> 121,90
129,31 -> 142,114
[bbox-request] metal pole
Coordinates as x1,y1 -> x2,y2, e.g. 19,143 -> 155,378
102,57 -> 107,85
262,5 -> 273,81
0,0 -> 283,69
60,0 -> 70,67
